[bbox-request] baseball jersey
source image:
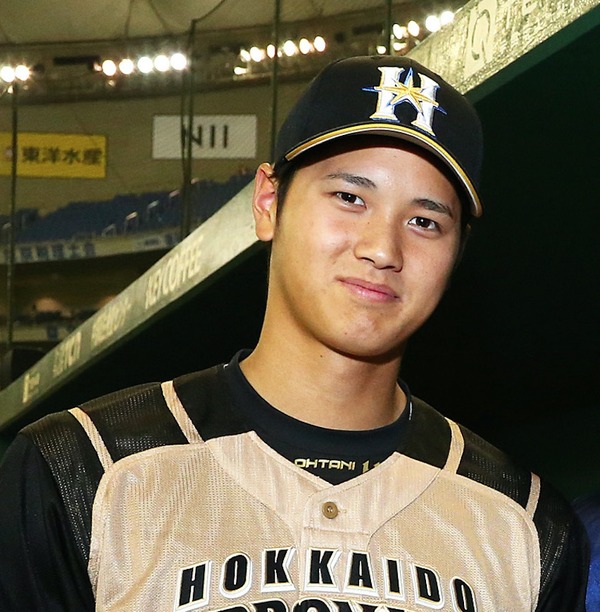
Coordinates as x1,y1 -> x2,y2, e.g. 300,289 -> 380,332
0,351 -> 588,611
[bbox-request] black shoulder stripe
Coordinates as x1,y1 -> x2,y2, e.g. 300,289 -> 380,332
404,397 -> 533,508
400,397 -> 452,469
23,411 -> 104,564
81,382 -> 189,461
457,424 -> 531,509
173,365 -> 251,440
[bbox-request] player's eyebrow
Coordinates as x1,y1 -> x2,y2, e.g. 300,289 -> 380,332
324,172 -> 377,189
413,197 -> 456,219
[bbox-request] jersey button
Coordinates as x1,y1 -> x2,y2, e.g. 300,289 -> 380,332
322,501 -> 339,519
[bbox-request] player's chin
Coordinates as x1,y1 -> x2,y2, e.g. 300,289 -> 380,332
331,337 -> 407,365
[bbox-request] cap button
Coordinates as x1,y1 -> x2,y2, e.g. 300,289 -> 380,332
322,501 -> 339,519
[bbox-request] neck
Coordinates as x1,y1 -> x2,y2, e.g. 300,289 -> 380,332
240,327 -> 406,431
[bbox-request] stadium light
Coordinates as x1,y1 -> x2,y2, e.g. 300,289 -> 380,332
170,53 -> 187,70
299,38 -> 312,55
393,24 -> 407,39
249,47 -> 264,62
440,10 -> 455,26
154,54 -> 170,72
282,40 -> 298,57
15,65 -> 30,81
313,36 -> 326,52
101,59 -> 117,76
137,56 -> 153,74
0,66 -> 16,82
425,15 -> 441,33
407,20 -> 420,37
119,59 -> 135,75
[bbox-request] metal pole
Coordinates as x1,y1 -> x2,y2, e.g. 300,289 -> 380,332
180,20 -> 196,241
385,0 -> 393,54
269,0 -> 281,163
6,83 -> 18,351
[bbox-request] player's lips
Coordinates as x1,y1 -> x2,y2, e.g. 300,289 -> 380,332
338,277 -> 399,302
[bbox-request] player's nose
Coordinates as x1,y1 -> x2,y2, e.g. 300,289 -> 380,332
353,214 -> 403,271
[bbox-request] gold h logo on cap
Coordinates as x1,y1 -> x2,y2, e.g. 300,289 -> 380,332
367,67 -> 443,136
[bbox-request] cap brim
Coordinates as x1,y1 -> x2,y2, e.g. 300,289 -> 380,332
283,123 -> 482,218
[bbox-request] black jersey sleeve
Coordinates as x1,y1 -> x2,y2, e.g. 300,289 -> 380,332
535,501 -> 589,611
0,434 -> 95,611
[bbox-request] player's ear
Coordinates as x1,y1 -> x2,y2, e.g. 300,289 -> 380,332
252,163 -> 278,242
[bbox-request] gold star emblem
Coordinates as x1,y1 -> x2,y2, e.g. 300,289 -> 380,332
375,70 -> 439,114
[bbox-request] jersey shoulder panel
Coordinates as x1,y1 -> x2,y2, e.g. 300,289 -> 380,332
404,397 -> 587,609
399,395 -> 452,468
455,421 -> 532,509
403,395 -> 532,507
173,364 -> 250,440
20,364 -> 234,565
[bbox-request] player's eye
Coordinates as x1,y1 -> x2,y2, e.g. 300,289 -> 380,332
335,191 -> 365,207
408,216 -> 439,231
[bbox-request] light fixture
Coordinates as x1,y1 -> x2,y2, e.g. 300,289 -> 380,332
282,40 -> 298,57
170,52 -> 187,70
376,45 -> 387,55
313,36 -> 326,52
249,47 -> 264,62
137,56 -> 154,73
393,24 -> 407,39
1,66 -> 15,82
15,65 -> 30,81
299,38 -> 312,55
407,20 -> 420,37
154,54 -> 170,72
101,59 -> 117,76
440,10 -> 455,26
425,15 -> 441,33
233,66 -> 247,75
119,59 -> 134,75
239,48 -> 251,63
266,44 -> 276,59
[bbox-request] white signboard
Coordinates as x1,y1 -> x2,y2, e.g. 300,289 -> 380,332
153,115 -> 257,159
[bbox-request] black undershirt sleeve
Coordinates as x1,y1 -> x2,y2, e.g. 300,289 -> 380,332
536,509 -> 589,611
0,434 -> 95,611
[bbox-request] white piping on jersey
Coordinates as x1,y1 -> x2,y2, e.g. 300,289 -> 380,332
526,473 -> 541,517
443,418 -> 464,473
161,380 -> 203,444
68,407 -> 114,472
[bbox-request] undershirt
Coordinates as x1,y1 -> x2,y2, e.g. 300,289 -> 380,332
223,350 -> 410,484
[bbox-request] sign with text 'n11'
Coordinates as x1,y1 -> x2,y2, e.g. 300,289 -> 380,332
0,132 -> 106,178
153,115 -> 257,159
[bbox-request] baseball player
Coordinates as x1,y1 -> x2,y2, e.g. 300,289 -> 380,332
0,56 -> 589,611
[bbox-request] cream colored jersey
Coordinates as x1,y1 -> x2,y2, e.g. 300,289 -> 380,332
21,360 -> 587,611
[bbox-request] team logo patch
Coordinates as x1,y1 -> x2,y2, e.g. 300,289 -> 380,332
364,67 -> 446,136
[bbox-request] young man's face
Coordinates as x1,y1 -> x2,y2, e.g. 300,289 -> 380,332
255,138 -> 463,362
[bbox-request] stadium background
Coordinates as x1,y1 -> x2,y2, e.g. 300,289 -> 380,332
0,0 -> 598,501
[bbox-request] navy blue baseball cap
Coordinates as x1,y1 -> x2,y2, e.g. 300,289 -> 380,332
274,55 -> 484,217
